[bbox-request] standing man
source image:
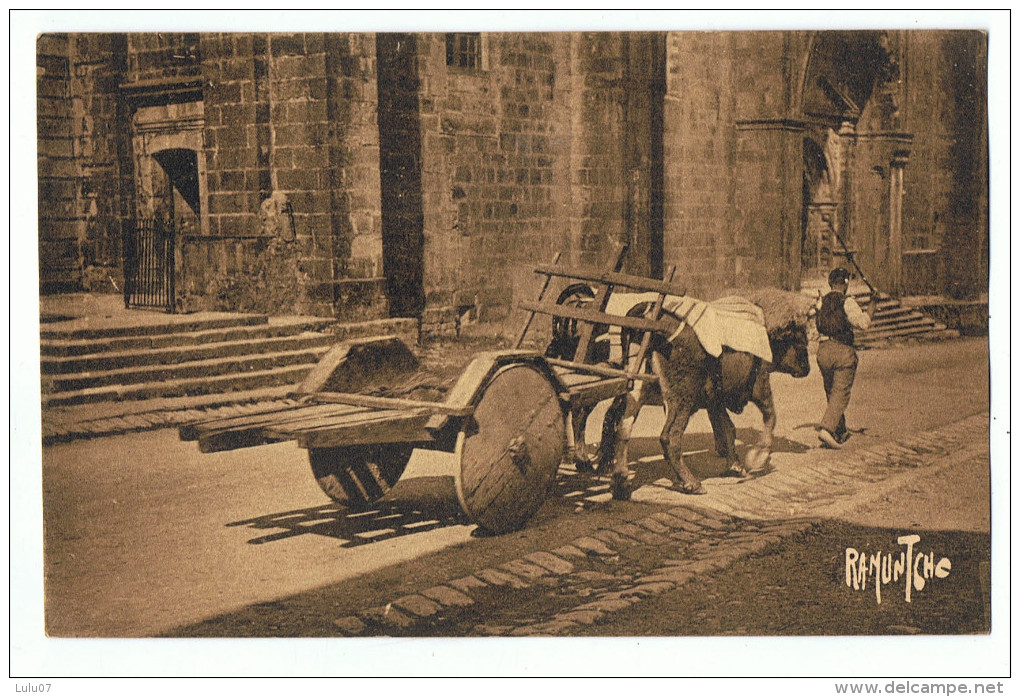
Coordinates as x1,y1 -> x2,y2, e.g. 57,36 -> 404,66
814,267 -> 875,449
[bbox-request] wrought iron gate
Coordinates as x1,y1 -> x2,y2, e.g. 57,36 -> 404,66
123,217 -> 176,313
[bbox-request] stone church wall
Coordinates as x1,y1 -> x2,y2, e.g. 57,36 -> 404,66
36,30 -> 990,324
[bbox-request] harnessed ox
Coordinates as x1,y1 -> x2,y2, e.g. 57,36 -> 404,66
549,289 -> 813,499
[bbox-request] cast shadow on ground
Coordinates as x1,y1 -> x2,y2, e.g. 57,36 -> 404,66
228,430 -> 814,545
164,519 -> 990,637
550,428 -> 814,511
227,495 -> 467,548
626,429 -> 810,467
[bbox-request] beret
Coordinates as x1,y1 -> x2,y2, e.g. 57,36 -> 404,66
828,267 -> 851,285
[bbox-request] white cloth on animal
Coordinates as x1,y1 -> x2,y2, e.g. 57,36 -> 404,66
663,295 -> 772,363
601,292 -> 772,364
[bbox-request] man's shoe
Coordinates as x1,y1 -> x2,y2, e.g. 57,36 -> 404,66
818,428 -> 841,449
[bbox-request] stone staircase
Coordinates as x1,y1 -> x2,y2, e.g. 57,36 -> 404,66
849,289 -> 959,347
802,279 -> 958,347
39,314 -> 339,408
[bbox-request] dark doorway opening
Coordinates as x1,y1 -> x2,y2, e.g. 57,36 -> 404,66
124,148 -> 200,312
801,137 -> 836,286
151,147 -> 201,236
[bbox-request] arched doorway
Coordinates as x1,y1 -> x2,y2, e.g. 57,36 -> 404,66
801,135 -> 838,284
126,101 -> 207,311
798,31 -> 906,292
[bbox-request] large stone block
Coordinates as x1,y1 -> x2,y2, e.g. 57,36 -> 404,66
208,192 -> 249,216
215,124 -> 249,149
207,81 -> 243,105
275,167 -> 320,192
218,169 -> 245,192
273,122 -> 327,148
215,214 -> 258,238
220,102 -> 257,128
286,191 -> 332,214
209,146 -> 257,171
269,34 -> 306,57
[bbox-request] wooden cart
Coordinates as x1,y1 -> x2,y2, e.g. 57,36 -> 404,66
180,245 -> 686,533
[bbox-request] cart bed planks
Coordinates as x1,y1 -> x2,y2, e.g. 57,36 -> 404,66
187,403 -> 373,453
291,409 -> 433,449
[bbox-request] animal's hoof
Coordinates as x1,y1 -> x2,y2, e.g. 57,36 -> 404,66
744,447 -> 771,473
817,428 -> 841,449
724,464 -> 749,478
611,474 -> 632,501
574,455 -> 595,474
677,480 -> 706,495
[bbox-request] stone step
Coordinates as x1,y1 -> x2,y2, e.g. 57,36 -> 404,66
840,292 -> 957,344
848,292 -> 899,308
43,346 -> 330,394
859,323 -> 954,343
860,314 -> 942,335
870,305 -> 926,321
39,313 -> 270,341
42,364 -> 316,407
867,312 -> 939,330
41,331 -> 337,375
40,318 -> 333,357
43,384 -> 297,428
920,328 -> 962,342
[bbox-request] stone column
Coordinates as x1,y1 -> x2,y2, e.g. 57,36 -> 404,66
888,148 -> 910,293
848,132 -> 912,293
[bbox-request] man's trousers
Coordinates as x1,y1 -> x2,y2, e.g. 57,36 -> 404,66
815,339 -> 858,438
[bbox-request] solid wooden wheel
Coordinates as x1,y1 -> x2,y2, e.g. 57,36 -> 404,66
457,363 -> 566,534
309,443 -> 414,509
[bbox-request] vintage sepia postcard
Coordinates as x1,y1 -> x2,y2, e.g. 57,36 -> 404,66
10,9 -> 1009,689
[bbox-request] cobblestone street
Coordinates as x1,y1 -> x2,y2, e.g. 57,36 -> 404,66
164,412 -> 989,638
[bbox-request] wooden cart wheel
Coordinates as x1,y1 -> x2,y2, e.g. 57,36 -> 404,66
547,283 -> 596,360
309,443 -> 414,509
457,362 -> 566,534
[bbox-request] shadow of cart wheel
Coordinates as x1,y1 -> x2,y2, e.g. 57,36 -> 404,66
227,498 -> 468,548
